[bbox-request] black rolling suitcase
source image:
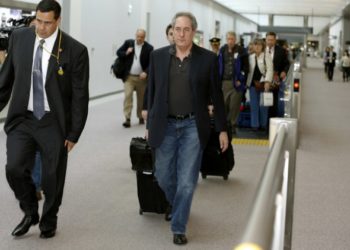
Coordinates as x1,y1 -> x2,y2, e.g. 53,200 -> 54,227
136,170 -> 169,216
129,137 -> 169,217
201,124 -> 235,180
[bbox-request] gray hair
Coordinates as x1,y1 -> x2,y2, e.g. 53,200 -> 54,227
226,31 -> 236,38
136,28 -> 146,36
171,12 -> 198,31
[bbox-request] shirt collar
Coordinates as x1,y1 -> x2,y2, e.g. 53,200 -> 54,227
169,45 -> 176,55
36,27 -> 59,45
135,41 -> 144,47
267,46 -> 275,52
168,44 -> 193,58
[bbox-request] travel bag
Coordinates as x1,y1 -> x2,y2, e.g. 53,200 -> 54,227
136,170 -> 169,217
201,124 -> 235,180
130,137 -> 154,171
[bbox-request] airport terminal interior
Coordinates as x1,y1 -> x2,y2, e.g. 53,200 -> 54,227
0,0 -> 350,249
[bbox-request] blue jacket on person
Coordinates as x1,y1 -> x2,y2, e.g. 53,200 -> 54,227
218,44 -> 249,93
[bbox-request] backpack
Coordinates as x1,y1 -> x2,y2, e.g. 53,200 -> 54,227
111,57 -> 127,79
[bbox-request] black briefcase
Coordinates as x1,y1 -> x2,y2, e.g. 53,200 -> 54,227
129,137 -> 154,171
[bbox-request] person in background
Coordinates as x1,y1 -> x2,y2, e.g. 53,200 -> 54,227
31,151 -> 43,200
282,41 -> 293,62
218,31 -> 249,134
166,24 -> 174,45
247,41 -> 255,55
326,46 -> 336,81
146,12 -> 228,245
117,29 -> 153,128
209,37 -> 221,55
323,46 -> 330,77
265,31 -> 290,118
0,0 -> 89,238
340,50 -> 350,82
246,39 -> 273,131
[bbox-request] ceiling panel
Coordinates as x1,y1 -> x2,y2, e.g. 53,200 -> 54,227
215,0 -> 349,17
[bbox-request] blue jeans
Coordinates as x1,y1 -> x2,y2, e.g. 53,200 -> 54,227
32,151 -> 42,192
154,117 -> 203,234
249,87 -> 268,128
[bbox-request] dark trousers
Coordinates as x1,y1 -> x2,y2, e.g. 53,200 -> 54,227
324,63 -> 328,74
342,67 -> 350,81
328,65 -> 335,81
269,88 -> 279,119
6,112 -> 67,231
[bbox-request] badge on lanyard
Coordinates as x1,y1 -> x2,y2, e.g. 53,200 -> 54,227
58,65 -> 64,75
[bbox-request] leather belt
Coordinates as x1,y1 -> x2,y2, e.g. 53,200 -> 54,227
167,112 -> 195,120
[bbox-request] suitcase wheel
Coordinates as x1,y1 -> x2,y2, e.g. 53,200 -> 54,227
223,175 -> 228,180
139,208 -> 143,215
165,213 -> 171,221
201,173 -> 207,179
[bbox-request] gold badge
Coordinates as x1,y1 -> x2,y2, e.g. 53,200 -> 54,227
58,66 -> 64,75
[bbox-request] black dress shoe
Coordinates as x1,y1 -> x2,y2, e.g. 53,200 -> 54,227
12,214 -> 39,237
40,229 -> 56,239
122,119 -> 131,128
173,234 -> 187,245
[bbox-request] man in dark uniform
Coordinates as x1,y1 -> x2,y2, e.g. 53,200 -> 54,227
0,0 -> 89,238
209,37 -> 221,55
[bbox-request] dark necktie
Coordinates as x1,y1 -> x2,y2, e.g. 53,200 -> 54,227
33,39 -> 45,120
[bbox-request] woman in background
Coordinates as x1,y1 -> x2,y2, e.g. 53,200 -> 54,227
246,39 -> 273,131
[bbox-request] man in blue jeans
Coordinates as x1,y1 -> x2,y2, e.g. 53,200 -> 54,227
32,151 -> 42,200
146,12 -> 228,245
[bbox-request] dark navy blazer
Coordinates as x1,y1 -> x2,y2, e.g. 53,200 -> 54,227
146,43 -> 227,148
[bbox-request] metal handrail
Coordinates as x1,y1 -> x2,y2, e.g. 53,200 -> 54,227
235,125 -> 287,250
283,57 -> 302,119
234,119 -> 298,250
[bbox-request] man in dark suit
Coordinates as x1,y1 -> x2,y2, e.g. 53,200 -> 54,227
266,32 -> 290,117
146,12 -> 229,245
117,29 -> 153,127
326,46 -> 336,81
0,0 -> 89,238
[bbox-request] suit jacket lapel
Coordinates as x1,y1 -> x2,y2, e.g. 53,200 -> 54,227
189,44 -> 200,93
163,49 -> 171,90
22,29 -> 36,99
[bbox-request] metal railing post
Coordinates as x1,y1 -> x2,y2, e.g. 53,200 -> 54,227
269,118 -> 298,250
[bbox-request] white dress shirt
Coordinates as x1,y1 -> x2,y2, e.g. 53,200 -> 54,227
266,46 -> 275,59
129,42 -> 143,75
